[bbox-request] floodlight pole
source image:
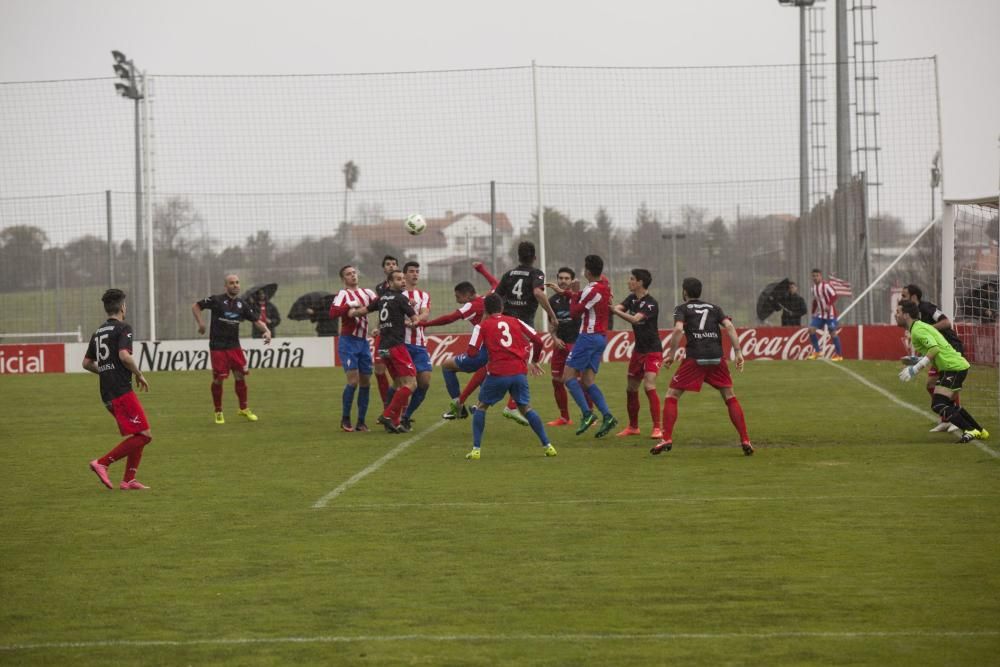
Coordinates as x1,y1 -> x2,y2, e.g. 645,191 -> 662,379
778,0 -> 813,221
112,50 -> 147,340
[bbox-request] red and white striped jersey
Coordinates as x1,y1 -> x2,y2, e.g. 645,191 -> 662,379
571,280 -> 611,334
811,281 -> 839,318
468,314 -> 543,376
457,296 -> 486,327
403,288 -> 431,346
331,287 -> 378,338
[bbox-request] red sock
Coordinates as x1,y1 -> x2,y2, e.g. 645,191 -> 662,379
384,386 -> 412,424
626,390 -> 640,428
211,382 -> 223,411
662,396 -> 678,441
376,372 -> 390,403
99,433 -> 151,466
124,444 -> 146,482
645,388 -> 661,430
234,379 -> 248,410
459,367 -> 488,404
552,380 -> 569,419
953,392 -> 960,407
586,391 -> 594,411
507,397 -> 517,410
726,396 -> 750,443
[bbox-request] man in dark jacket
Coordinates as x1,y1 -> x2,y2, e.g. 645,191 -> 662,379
778,282 -> 808,326
250,290 -> 281,338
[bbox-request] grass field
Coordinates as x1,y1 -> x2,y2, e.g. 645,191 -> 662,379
1,360 -> 999,665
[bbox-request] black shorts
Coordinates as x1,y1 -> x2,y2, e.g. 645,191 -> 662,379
936,369 -> 968,391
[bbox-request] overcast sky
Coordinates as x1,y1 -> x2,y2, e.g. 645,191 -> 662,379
1,0 -> 997,198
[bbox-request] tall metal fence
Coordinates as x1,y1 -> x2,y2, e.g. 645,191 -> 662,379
0,59 -> 942,341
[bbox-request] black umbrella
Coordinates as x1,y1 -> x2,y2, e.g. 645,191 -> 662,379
287,291 -> 334,320
756,279 -> 792,322
246,283 -> 278,301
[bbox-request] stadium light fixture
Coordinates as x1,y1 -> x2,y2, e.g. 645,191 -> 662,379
110,49 -> 147,339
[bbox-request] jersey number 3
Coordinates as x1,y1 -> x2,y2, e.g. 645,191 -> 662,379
497,321 -> 514,347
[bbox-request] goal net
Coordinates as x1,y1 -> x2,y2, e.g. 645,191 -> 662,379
947,197 -> 1000,428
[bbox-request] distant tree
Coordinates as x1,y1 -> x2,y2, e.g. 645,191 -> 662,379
342,160 -> 359,224
245,230 -> 276,275
153,197 -> 202,258
63,234 -> 110,286
0,225 -> 48,290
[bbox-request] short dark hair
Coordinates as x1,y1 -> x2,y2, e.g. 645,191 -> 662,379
584,254 -> 604,277
484,293 -> 503,314
811,268 -> 822,275
517,241 -> 536,264
454,281 -> 476,296
402,261 -> 420,273
102,288 -> 126,315
899,300 -> 920,319
557,266 -> 575,279
903,284 -> 923,300
631,268 -> 652,289
388,269 -> 404,282
788,281 -> 797,287
682,277 -> 702,299
338,264 -> 354,278
382,255 -> 398,267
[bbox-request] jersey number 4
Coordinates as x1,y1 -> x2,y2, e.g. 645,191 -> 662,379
510,279 -> 525,300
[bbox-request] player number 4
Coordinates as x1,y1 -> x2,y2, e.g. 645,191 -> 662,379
511,279 -> 524,300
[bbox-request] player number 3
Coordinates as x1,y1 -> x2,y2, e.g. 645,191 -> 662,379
497,321 -> 513,347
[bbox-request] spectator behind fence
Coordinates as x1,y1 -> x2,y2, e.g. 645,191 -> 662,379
251,290 -> 281,339
778,281 -> 808,327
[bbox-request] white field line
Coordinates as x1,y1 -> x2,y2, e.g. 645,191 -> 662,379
2,630 -> 998,652
824,360 -> 999,459
331,493 -> 1000,511
312,420 -> 448,508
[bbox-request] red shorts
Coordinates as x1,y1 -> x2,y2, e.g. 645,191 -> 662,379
550,343 -> 573,377
210,348 -> 248,380
628,351 -> 664,378
372,335 -> 384,367
105,391 -> 149,435
669,357 -> 733,392
380,344 -> 416,378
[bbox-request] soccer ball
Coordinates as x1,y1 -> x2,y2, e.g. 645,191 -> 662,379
404,213 -> 427,236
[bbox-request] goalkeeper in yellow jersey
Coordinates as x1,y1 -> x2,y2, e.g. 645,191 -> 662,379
896,300 -> 988,443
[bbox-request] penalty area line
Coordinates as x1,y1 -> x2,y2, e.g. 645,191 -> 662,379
312,419 -> 449,508
2,630 -> 998,652
824,360 -> 999,459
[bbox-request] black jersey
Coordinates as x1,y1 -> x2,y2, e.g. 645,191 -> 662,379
918,300 -> 964,353
365,289 -> 416,349
495,265 -> 545,324
549,293 -> 580,344
85,319 -> 135,403
622,293 -> 661,354
674,299 -> 730,361
196,293 -> 258,350
373,279 -> 392,297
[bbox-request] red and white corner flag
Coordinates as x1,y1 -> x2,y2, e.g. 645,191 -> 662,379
828,275 -> 853,297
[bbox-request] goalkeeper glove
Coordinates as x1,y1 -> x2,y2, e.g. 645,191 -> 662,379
898,356 -> 930,382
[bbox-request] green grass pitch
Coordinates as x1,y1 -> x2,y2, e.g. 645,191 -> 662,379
1,360 -> 998,665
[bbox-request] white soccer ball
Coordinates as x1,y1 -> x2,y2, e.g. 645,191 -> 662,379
404,213 -> 427,236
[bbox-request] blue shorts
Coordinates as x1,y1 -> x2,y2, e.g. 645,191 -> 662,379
405,344 -> 433,373
566,332 -> 606,373
479,373 -> 531,407
453,345 -> 489,373
809,316 -> 839,331
338,335 -> 372,375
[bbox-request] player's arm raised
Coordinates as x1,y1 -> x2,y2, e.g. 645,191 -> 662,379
613,304 -> 645,325
723,318 -> 744,372
473,262 -> 500,290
